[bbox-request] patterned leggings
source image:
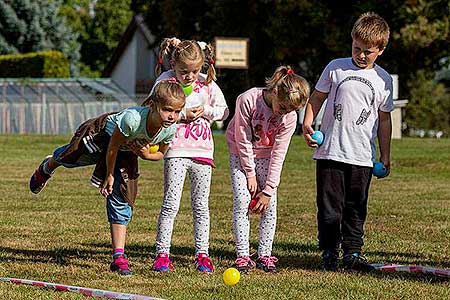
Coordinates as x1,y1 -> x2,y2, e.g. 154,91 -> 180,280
229,154 -> 277,257
155,157 -> 212,255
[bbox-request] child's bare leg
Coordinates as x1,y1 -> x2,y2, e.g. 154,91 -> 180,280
110,224 -> 127,250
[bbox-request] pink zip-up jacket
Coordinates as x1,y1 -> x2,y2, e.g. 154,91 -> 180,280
226,88 -> 298,196
151,71 -> 229,160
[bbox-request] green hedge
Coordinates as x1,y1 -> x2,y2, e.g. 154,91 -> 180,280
0,51 -> 70,78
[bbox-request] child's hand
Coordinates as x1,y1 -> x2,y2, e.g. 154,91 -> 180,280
247,176 -> 258,198
100,174 -> 114,197
128,139 -> 150,158
251,192 -> 271,214
186,106 -> 204,121
377,158 -> 391,179
302,125 -> 318,148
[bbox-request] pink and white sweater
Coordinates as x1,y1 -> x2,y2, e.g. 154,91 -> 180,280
226,87 -> 297,196
152,71 -> 229,160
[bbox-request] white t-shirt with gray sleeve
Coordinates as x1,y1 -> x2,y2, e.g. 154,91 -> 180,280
313,58 -> 394,167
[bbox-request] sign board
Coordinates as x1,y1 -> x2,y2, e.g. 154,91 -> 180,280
214,37 -> 249,69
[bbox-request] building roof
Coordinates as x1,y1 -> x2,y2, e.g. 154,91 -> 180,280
0,78 -> 132,103
102,14 -> 154,77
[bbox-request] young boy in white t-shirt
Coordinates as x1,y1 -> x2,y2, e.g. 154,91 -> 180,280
302,12 -> 394,272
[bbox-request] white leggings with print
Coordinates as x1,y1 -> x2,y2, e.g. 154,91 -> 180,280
155,157 -> 211,255
229,154 -> 277,257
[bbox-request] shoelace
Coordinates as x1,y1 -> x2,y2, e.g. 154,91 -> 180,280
196,255 -> 214,271
154,254 -> 172,269
113,255 -> 129,270
235,256 -> 256,268
258,256 -> 278,267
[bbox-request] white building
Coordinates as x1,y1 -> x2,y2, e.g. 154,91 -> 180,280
102,14 -> 158,97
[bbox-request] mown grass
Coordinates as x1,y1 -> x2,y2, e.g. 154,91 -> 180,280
0,134 -> 449,299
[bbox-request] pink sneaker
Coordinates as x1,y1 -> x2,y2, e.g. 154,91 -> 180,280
234,256 -> 256,273
152,253 -> 173,272
256,255 -> 278,273
195,253 -> 214,273
110,254 -> 132,276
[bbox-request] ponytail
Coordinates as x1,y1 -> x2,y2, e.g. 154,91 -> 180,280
203,43 -> 217,84
154,37 -> 181,76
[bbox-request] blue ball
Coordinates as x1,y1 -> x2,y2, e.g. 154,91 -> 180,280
373,162 -> 387,177
310,130 -> 324,146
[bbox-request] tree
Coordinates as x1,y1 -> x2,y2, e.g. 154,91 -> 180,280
60,0 -> 132,76
0,0 -> 81,75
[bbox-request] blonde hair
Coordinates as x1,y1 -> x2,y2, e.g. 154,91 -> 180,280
155,38 -> 217,84
142,80 -> 185,107
265,66 -> 310,112
351,12 -> 390,49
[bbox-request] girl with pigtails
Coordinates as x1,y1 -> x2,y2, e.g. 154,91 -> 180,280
150,38 -> 229,273
226,66 -> 310,273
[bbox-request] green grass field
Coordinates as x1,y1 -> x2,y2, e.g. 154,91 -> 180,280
0,134 -> 449,300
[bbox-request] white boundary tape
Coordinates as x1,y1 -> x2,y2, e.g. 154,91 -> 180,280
0,277 -> 166,300
371,263 -> 450,277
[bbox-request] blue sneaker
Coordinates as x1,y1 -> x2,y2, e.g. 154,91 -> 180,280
342,252 -> 375,272
321,250 -> 339,271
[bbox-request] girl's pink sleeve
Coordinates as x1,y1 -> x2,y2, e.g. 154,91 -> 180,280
203,82 -> 229,121
262,112 -> 297,196
234,94 -> 256,178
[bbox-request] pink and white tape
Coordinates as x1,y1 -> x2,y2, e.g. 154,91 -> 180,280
0,277 -> 165,300
371,263 -> 450,277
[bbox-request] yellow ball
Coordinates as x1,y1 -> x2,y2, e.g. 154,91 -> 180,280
223,267 -> 240,286
148,144 -> 159,153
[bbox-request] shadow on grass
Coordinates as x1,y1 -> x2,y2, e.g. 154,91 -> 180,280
367,249 -> 450,269
0,246 -> 100,267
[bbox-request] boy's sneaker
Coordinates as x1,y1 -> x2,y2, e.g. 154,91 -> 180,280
110,254 -> 132,276
29,156 -> 53,194
234,256 -> 256,273
256,255 -> 278,273
321,250 -> 339,271
152,253 -> 173,272
342,252 -> 375,272
195,253 -> 214,273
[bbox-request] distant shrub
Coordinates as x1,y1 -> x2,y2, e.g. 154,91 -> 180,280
405,70 -> 450,137
0,51 -> 70,78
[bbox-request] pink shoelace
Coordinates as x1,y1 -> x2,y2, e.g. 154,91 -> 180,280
113,255 -> 129,271
257,256 -> 278,267
235,256 -> 256,268
153,253 -> 173,269
196,253 -> 214,271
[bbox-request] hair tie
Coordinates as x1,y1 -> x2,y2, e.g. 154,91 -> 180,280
286,68 -> 294,75
209,58 -> 215,65
167,77 -> 178,84
158,57 -> 163,64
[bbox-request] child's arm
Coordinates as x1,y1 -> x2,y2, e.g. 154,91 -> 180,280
100,127 -> 127,197
252,113 -> 297,213
202,82 -> 229,121
302,89 -> 328,147
377,110 -> 392,177
128,140 -> 167,161
233,93 -> 258,196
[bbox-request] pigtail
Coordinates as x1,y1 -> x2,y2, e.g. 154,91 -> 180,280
204,43 -> 217,84
155,37 -> 181,76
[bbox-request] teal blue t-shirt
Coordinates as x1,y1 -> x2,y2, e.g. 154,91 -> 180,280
105,106 -> 176,148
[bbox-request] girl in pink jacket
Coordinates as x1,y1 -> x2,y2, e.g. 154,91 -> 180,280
151,38 -> 229,273
226,66 -> 310,273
